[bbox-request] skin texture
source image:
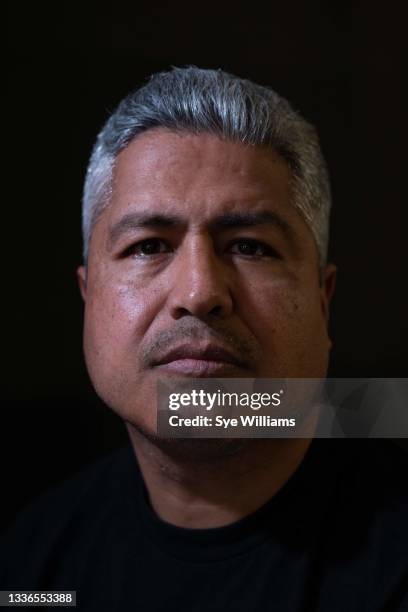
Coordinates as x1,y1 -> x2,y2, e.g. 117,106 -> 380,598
78,129 -> 336,527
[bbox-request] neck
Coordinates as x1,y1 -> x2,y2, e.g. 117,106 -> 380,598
126,425 -> 312,529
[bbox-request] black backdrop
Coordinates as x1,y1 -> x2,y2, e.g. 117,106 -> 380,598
4,2 -> 406,527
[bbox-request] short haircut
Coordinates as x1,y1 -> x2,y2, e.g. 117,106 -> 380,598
82,66 -> 331,269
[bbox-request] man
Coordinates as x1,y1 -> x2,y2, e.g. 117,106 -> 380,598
1,67 -> 407,611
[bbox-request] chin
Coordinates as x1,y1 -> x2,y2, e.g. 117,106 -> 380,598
125,419 -> 253,463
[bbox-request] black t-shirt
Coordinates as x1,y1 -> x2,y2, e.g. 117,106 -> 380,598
1,439 -> 407,611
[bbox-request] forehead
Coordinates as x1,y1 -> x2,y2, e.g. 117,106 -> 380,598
109,128 -> 293,222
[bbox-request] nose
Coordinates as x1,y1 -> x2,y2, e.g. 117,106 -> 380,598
168,235 -> 233,320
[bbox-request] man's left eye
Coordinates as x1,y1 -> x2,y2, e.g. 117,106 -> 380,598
229,239 -> 279,258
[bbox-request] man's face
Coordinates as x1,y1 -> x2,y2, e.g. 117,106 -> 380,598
78,129 -> 336,434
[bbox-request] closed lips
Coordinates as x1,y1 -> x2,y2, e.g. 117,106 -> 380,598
153,345 -> 245,367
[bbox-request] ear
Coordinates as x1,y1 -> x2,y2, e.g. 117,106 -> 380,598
320,263 -> 337,323
77,266 -> 87,302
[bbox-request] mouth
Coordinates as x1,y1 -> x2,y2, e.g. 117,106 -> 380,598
152,344 -> 247,377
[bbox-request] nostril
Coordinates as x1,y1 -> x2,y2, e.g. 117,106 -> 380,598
209,304 -> 223,316
173,307 -> 192,320
173,303 -> 224,319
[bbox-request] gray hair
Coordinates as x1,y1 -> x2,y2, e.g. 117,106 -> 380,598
82,66 -> 331,269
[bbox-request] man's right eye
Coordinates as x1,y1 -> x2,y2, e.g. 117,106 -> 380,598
124,238 -> 172,257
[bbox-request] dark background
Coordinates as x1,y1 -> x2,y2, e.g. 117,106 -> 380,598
4,2 -> 406,528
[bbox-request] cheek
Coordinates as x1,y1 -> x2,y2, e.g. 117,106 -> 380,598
83,277 -> 162,374
237,276 -> 329,375
81,273 -> 165,427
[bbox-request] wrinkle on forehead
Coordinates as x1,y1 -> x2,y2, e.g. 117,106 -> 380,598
111,128 -> 292,205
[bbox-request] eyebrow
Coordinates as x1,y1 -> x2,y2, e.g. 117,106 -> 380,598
107,210 -> 294,250
213,211 -> 292,235
108,213 -> 181,248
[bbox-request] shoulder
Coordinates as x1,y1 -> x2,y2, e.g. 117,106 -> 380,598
312,437 -> 408,488
4,444 -> 135,530
317,439 -> 408,523
340,439 -> 408,502
351,440 -> 408,548
317,440 -> 408,606
0,445 -> 137,587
